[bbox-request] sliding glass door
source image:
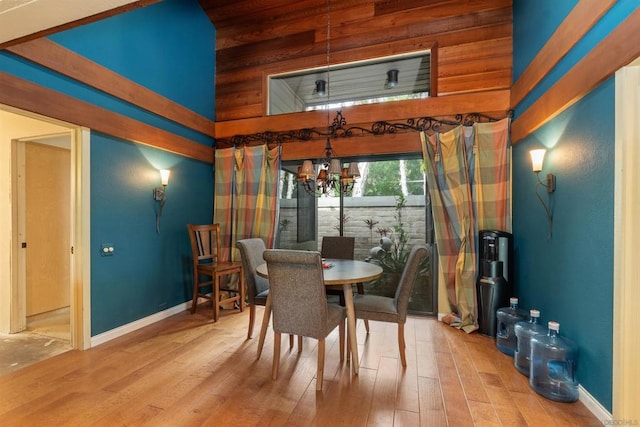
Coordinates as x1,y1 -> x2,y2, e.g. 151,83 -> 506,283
277,156 -> 437,316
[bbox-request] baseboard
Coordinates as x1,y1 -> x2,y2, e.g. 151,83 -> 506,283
579,385 -> 612,423
90,301 -> 190,347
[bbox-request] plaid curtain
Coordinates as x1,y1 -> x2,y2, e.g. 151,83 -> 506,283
421,118 -> 510,333
213,144 -> 281,262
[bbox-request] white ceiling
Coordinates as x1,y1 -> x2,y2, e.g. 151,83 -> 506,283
0,0 -> 138,45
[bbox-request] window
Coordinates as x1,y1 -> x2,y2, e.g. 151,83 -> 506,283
277,157 -> 437,315
269,51 -> 431,115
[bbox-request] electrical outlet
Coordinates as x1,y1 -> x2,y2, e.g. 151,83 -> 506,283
100,243 -> 115,256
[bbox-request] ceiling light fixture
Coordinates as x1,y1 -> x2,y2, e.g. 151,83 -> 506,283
386,69 -> 399,88
315,79 -> 326,96
297,0 -> 360,196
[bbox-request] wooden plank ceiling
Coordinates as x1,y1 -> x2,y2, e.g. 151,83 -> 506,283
200,0 -> 513,157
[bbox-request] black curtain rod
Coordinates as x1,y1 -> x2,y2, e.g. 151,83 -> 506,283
215,110 -> 513,148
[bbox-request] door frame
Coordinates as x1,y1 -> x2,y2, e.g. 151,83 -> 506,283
613,58 -> 640,419
5,106 -> 91,350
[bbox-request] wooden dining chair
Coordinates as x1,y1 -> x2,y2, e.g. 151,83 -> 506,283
187,224 -> 244,322
263,249 -> 346,391
353,244 -> 430,367
321,236 -> 369,332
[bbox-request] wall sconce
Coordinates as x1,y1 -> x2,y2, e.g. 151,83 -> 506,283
529,149 -> 555,239
386,69 -> 399,88
153,169 -> 170,234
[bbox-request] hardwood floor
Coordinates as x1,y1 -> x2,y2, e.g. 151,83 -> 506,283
0,305 -> 601,426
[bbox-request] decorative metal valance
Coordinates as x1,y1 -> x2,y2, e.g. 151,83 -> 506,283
215,110 -> 512,149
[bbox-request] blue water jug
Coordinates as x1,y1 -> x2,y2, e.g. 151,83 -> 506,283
514,309 -> 546,376
496,297 -> 527,355
530,321 -> 579,402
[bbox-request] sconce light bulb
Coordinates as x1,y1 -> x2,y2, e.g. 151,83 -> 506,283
160,169 -> 171,186
530,149 -> 546,173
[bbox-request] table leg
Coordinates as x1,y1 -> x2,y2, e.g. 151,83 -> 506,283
256,293 -> 271,359
342,283 -> 359,375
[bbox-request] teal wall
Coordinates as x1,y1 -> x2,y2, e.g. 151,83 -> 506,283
512,0 -> 638,411
0,0 -> 216,335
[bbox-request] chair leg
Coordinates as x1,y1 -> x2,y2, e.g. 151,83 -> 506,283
190,280 -> 199,314
289,334 -> 294,349
272,332 -> 281,380
398,323 -> 407,367
257,296 -> 271,360
213,275 -> 221,322
297,335 -> 303,352
316,338 -> 325,391
363,319 -> 370,333
247,304 -> 256,339
339,321 -> 345,362
237,271 -> 245,312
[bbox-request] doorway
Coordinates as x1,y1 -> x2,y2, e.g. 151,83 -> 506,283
19,135 -> 72,342
0,106 -> 91,375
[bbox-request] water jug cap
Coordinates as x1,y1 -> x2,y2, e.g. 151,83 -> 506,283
510,297 -> 518,305
548,321 -> 560,331
530,309 -> 540,317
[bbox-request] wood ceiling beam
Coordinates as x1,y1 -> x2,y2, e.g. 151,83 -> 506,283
0,72 -> 213,163
511,8 -> 640,144
510,0 -> 616,109
6,38 -> 215,138
214,89 -> 510,139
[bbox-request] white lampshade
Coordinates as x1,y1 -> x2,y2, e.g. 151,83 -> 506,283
347,162 -> 361,178
328,158 -> 342,175
160,169 -> 171,186
300,160 -> 315,178
529,149 -> 546,172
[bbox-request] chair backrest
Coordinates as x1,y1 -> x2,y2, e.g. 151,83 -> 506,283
236,238 -> 269,300
394,244 -> 431,322
187,224 -> 221,266
321,236 -> 355,260
263,249 -> 328,339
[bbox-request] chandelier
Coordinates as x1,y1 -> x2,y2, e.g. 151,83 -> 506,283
296,137 -> 361,196
295,0 -> 361,196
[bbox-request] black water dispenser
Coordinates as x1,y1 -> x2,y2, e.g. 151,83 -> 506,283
477,230 -> 513,336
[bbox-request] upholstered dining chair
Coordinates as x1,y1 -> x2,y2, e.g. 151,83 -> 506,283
263,249 -> 346,391
236,238 -> 268,339
321,236 -> 369,332
187,224 -> 244,322
352,244 -> 430,367
321,236 -> 355,260
237,238 -> 300,351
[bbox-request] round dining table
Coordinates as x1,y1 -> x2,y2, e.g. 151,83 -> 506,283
255,258 -> 383,376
